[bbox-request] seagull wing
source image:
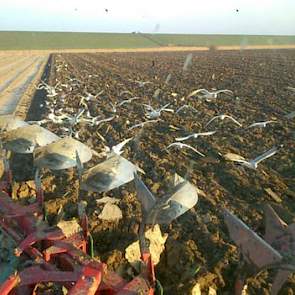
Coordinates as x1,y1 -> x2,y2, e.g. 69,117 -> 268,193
182,143 -> 205,157
159,103 -> 170,111
252,146 -> 280,165
205,116 -> 220,127
95,90 -> 104,98
95,116 -> 114,125
187,89 -> 209,98
198,131 -> 217,136
166,143 -> 179,150
117,100 -> 128,107
76,108 -> 85,120
176,105 -> 185,113
119,90 -> 133,96
175,134 -> 195,141
216,89 -> 234,96
264,120 -> 277,124
286,86 -> 295,92
247,122 -> 259,129
225,115 -> 242,127
112,137 -> 133,154
128,123 -> 142,130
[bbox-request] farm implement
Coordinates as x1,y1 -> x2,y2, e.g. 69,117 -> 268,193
0,159 -> 156,294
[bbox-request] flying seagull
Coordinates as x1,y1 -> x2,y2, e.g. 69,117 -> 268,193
246,121 -> 278,129
131,80 -> 153,87
144,103 -> 173,119
175,105 -> 198,114
286,86 -> 295,92
187,89 -> 233,100
102,137 -> 133,157
206,114 -> 242,127
176,131 -> 216,142
117,97 -> 140,107
166,142 -> 205,157
227,145 -> 283,170
128,119 -> 160,131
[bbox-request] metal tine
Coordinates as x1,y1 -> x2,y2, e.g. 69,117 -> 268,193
223,208 -> 282,269
34,168 -> 42,192
133,172 -> 156,215
134,173 -> 194,226
148,180 -> 189,226
75,150 -> 84,184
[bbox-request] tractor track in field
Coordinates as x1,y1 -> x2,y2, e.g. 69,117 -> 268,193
0,53 -> 48,118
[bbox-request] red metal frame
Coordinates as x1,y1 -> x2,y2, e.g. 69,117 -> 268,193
0,167 -> 155,294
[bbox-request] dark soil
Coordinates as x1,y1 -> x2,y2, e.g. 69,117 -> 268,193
9,49 -> 295,294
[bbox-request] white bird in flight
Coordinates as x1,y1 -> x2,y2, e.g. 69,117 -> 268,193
286,86 -> 295,92
131,80 -> 153,87
206,114 -> 242,127
81,116 -> 115,127
166,142 -> 205,157
119,90 -> 133,96
144,103 -> 173,119
128,119 -> 160,131
228,145 -> 283,170
117,97 -> 140,107
187,89 -> 233,100
176,131 -> 217,141
175,105 -> 198,114
36,81 -> 60,98
103,137 -> 133,156
246,120 -> 278,129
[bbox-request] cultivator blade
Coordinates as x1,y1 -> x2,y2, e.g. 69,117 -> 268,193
75,150 -> 84,180
81,154 -> 139,193
0,115 -> 28,132
223,207 -> 295,295
223,209 -> 282,269
0,149 -> 12,193
134,173 -> 198,225
134,173 -> 156,214
154,174 -> 198,224
34,137 -> 92,170
263,204 -> 289,250
34,168 -> 44,206
2,125 -> 60,154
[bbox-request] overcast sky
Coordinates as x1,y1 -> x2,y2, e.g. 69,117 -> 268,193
0,0 -> 294,35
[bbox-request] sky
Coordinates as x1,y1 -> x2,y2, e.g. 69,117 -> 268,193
0,0 -> 294,35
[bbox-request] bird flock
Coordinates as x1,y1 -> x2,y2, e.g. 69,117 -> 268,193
0,52 -> 294,293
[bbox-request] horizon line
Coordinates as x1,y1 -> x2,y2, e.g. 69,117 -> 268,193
0,30 -> 294,37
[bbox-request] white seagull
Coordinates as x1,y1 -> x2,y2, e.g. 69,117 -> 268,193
286,86 -> 295,92
166,142 -> 205,157
175,131 -> 217,141
117,97 -> 140,107
246,121 -> 278,129
119,90 -> 133,96
128,119 -> 160,131
187,89 -> 233,100
175,105 -> 198,114
206,114 -> 242,127
132,80 -> 153,87
81,116 -> 115,127
104,138 -> 133,156
228,145 -> 283,170
145,103 -> 173,119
